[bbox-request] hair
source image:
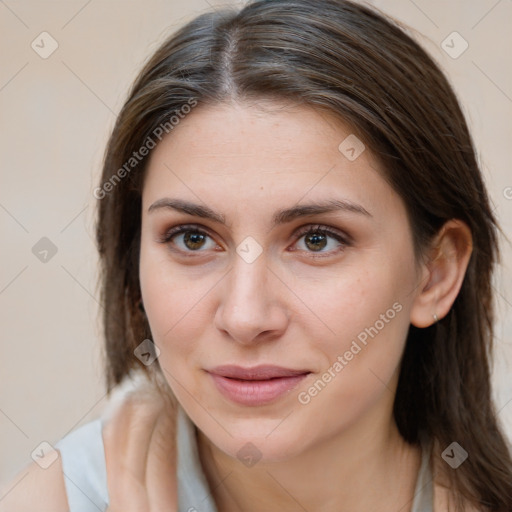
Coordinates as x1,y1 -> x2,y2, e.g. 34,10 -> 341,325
94,0 -> 512,509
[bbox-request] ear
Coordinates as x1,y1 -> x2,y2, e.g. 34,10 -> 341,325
410,219 -> 473,328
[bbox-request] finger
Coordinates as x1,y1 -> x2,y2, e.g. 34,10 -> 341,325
104,387 -> 164,511
145,393 -> 178,511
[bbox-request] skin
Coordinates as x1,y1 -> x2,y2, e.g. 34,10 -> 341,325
137,100 -> 473,512
0,100 -> 473,512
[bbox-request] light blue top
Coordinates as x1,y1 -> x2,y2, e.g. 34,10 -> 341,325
55,405 -> 433,511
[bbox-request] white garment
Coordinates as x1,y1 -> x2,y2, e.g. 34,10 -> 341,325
55,405 -> 433,512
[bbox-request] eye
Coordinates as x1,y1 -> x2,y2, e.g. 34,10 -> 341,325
292,225 -> 350,255
158,225 -> 219,253
158,223 -> 350,257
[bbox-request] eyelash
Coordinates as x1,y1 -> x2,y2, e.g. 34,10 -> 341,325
157,223 -> 351,258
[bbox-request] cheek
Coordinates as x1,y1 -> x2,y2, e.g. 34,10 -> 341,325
295,259 -> 406,341
297,253 -> 413,390
139,242 -> 187,337
292,269 -> 411,434
139,238 -> 223,378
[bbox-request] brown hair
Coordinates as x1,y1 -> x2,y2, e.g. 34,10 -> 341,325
95,0 -> 512,509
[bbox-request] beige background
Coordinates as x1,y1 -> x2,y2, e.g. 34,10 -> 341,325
1,0 -> 511,485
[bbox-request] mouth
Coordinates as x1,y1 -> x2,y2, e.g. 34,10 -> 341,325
206,365 -> 311,406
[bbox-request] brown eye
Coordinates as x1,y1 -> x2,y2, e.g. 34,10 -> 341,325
304,232 -> 328,251
159,225 -> 219,253
183,231 -> 208,250
293,225 -> 349,256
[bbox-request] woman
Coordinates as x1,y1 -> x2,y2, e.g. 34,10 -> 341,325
2,0 -> 511,510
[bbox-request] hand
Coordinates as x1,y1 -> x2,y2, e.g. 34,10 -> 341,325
103,378 -> 178,512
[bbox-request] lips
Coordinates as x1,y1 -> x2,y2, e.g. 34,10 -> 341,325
206,365 -> 311,406
208,364 -> 311,380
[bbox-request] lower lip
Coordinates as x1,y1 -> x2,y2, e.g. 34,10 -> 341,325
208,372 -> 309,406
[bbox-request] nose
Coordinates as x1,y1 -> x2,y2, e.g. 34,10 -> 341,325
214,254 -> 289,345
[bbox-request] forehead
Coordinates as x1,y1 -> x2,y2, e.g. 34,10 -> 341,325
142,101 -> 403,223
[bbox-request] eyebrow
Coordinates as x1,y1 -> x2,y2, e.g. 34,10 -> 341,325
147,197 -> 372,227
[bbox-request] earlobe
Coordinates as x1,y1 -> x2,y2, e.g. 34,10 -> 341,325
410,219 -> 473,328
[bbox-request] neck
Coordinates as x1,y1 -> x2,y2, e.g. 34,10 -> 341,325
196,410 -> 422,512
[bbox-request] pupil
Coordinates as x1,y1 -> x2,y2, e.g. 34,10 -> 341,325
305,232 -> 327,251
184,232 -> 205,250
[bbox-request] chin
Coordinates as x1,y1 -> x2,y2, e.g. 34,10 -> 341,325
223,433 -> 308,465
198,413 -> 312,464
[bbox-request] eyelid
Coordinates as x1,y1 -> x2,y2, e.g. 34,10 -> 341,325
157,223 -> 215,245
288,224 -> 351,258
293,224 -> 351,245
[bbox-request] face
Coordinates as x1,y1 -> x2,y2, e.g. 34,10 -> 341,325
139,100 -> 424,462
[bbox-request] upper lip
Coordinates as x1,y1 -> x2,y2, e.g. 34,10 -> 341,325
207,365 -> 310,380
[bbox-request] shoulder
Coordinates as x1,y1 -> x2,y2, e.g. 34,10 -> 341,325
0,419 -> 108,512
431,453 -> 490,512
0,454 -> 68,512
0,372 -> 178,512
0,379 -> 131,512
433,483 -> 488,512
